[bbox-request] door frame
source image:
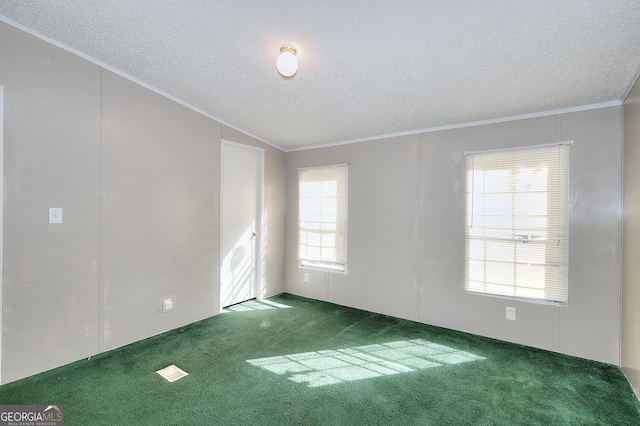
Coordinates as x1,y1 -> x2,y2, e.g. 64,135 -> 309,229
219,140 -> 264,311
0,86 -> 4,384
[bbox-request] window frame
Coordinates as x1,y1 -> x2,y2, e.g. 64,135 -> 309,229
464,142 -> 571,305
298,164 -> 348,274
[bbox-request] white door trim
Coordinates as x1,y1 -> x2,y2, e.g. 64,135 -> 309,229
220,140 -> 264,311
0,86 -> 4,384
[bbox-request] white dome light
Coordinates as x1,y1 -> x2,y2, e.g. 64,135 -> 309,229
276,46 -> 298,77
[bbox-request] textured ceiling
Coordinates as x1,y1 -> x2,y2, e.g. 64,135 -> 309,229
1,1 -> 640,151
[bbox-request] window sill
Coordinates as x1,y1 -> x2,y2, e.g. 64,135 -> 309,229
465,290 -> 567,306
299,261 -> 347,274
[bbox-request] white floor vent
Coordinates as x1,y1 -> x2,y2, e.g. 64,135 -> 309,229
156,364 -> 189,382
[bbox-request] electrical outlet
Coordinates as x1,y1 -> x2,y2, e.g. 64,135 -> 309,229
506,307 -> 516,321
303,273 -> 309,282
49,207 -> 62,224
163,298 -> 173,313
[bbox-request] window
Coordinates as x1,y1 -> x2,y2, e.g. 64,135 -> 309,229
298,165 -> 348,273
465,143 -> 570,304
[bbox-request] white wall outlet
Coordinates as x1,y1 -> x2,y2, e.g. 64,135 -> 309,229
303,273 -> 309,282
49,207 -> 62,224
506,307 -> 516,321
163,298 -> 173,313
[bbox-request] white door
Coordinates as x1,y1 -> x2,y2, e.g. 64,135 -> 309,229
220,141 -> 263,309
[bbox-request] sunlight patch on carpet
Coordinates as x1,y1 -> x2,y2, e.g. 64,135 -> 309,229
222,299 -> 292,313
247,339 -> 484,387
156,365 -> 189,382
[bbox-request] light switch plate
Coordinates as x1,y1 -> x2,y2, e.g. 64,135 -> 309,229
49,208 -> 62,224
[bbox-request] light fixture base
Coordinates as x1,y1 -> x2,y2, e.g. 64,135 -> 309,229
280,45 -> 297,55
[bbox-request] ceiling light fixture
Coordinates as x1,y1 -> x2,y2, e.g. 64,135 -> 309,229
276,45 -> 298,77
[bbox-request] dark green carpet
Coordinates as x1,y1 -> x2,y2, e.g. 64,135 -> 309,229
1,293 -> 639,425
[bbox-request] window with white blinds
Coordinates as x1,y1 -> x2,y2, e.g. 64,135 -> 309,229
465,143 -> 570,304
298,165 -> 348,273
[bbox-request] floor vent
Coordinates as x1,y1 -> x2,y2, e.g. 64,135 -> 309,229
156,364 -> 189,382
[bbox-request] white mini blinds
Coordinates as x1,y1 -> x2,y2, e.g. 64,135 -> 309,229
465,143 -> 570,304
298,165 -> 348,273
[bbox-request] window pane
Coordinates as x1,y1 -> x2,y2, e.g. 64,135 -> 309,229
306,199 -> 321,215
514,217 -> 547,231
321,181 -> 337,197
321,222 -> 337,231
515,167 -> 548,192
307,232 -> 321,247
468,280 -> 486,292
322,233 -> 336,248
485,283 -> 514,297
467,259 -> 485,281
468,239 -> 485,261
307,182 -> 321,197
515,264 -> 546,289
515,287 -> 545,299
484,194 -> 512,216
515,243 -> 546,264
485,241 -> 514,262
321,198 -> 337,214
321,247 -> 336,260
307,246 -> 321,259
484,169 -> 510,192
485,261 -> 514,286
514,193 -> 547,216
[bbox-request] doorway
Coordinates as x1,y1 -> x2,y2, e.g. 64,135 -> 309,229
220,140 -> 264,310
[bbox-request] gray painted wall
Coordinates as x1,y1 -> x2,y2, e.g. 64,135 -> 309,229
286,107 -> 623,364
1,22 -> 102,383
0,21 -> 285,384
100,71 -> 222,351
623,76 -> 640,394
